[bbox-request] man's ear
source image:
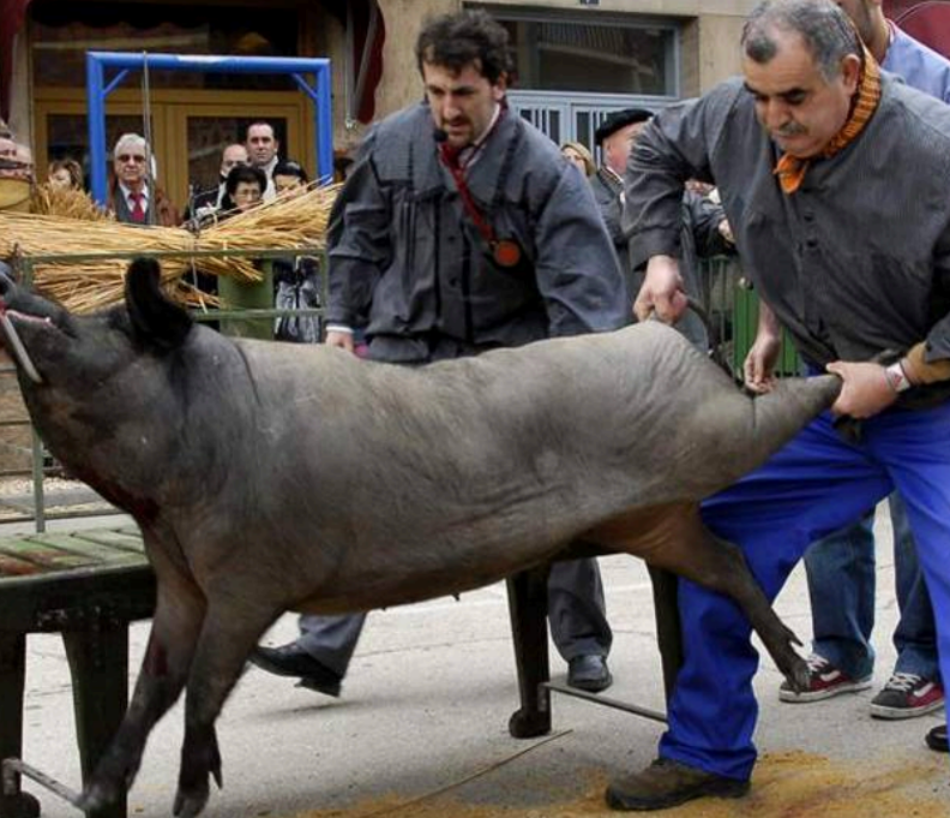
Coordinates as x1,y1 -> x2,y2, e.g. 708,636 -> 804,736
841,53 -> 862,95
493,71 -> 508,101
125,257 -> 193,352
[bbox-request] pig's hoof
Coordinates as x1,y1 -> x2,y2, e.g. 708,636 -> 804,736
508,708 -> 552,739
77,768 -> 128,812
173,783 -> 210,818
774,649 -> 810,694
77,748 -> 142,811
786,656 -> 811,694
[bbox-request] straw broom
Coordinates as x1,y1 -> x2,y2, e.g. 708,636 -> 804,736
0,182 -> 341,313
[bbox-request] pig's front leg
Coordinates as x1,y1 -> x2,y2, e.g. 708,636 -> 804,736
78,571 -> 206,811
173,599 -> 279,818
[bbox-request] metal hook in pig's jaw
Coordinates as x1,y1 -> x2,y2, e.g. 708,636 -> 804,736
0,308 -> 43,384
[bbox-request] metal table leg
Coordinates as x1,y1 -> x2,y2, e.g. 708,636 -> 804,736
62,623 -> 129,818
506,565 -> 552,738
0,632 -> 40,818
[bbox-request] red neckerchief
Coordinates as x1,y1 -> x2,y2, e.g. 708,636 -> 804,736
437,104 -> 522,267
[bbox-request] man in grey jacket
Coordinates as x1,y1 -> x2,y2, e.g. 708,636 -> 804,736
749,0 -> 949,734
614,0 -> 950,809
250,9 -> 627,698
593,107 -> 733,344
591,107 -> 653,283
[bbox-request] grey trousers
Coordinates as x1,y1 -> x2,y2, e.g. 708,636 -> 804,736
295,557 -> 612,678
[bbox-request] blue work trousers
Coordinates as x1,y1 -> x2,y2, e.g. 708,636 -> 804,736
659,402 -> 950,781
804,492 -> 938,682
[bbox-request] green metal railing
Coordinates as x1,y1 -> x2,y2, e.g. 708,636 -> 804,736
701,256 -> 803,379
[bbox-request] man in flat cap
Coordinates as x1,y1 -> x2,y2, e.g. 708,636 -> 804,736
591,108 -> 654,297
592,108 -> 733,347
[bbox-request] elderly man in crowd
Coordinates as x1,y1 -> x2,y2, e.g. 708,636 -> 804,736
612,0 -> 950,810
107,133 -> 178,227
591,107 -> 653,282
188,142 -> 249,222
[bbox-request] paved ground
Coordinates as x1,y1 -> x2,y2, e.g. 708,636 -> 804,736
8,507 -> 950,818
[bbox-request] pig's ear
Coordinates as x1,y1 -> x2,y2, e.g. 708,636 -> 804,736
125,257 -> 193,351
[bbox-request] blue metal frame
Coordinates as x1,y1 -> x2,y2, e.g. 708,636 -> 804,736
84,51 -> 333,204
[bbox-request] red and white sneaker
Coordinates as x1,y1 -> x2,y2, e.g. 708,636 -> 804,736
870,673 -> 945,720
779,654 -> 872,703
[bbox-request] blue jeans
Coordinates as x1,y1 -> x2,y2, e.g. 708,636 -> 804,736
659,403 -> 950,781
804,493 -> 939,682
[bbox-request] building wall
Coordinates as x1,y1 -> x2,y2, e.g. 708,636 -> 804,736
697,14 -> 749,89
9,0 -> 755,160
368,0 -> 756,123
363,0 -> 456,147
9,32 -> 31,142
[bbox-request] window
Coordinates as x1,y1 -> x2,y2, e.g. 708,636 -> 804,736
472,6 -> 679,98
30,2 -> 299,91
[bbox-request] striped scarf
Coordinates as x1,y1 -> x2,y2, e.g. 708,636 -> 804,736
774,45 -> 881,195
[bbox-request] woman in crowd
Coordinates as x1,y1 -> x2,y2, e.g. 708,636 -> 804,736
47,158 -> 84,191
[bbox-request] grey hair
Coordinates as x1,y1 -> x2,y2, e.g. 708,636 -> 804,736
742,0 -> 862,82
112,132 -> 157,176
113,132 -> 148,157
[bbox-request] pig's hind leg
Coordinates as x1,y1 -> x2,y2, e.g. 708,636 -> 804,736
79,564 -> 206,811
173,595 -> 281,818
586,503 -> 809,693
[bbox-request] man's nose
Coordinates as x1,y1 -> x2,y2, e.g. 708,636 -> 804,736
440,96 -> 461,122
762,99 -> 790,131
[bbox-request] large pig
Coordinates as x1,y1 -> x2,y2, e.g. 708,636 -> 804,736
0,258 -> 840,817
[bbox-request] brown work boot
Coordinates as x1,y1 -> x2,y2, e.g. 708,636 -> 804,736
605,758 -> 750,811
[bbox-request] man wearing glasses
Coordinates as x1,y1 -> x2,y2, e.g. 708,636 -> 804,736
108,132 -> 179,227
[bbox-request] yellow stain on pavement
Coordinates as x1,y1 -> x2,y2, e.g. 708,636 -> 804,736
291,750 -> 949,818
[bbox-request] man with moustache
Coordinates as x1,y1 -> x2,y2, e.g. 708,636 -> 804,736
745,0 -> 950,743
616,0 -> 950,809
250,9 -> 626,700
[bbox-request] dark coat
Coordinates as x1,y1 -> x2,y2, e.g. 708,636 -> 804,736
625,72 -> 950,407
327,103 -> 627,363
108,180 -> 180,227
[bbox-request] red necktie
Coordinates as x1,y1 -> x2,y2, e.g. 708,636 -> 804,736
129,192 -> 145,223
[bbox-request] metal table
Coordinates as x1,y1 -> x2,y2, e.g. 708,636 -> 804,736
0,527 -> 155,818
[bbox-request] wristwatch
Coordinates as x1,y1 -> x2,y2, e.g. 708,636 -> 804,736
884,361 -> 912,393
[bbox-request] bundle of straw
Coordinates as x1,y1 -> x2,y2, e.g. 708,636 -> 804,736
30,184 -> 112,222
0,182 -> 341,313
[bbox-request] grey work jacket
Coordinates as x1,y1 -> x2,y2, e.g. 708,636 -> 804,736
327,103 -> 626,363
624,73 -> 950,407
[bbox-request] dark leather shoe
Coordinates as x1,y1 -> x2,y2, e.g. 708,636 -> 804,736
567,654 -> 613,693
606,758 -> 749,811
249,642 -> 342,697
926,725 -> 948,752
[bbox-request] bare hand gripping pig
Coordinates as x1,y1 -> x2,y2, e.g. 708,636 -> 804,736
0,259 -> 841,817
